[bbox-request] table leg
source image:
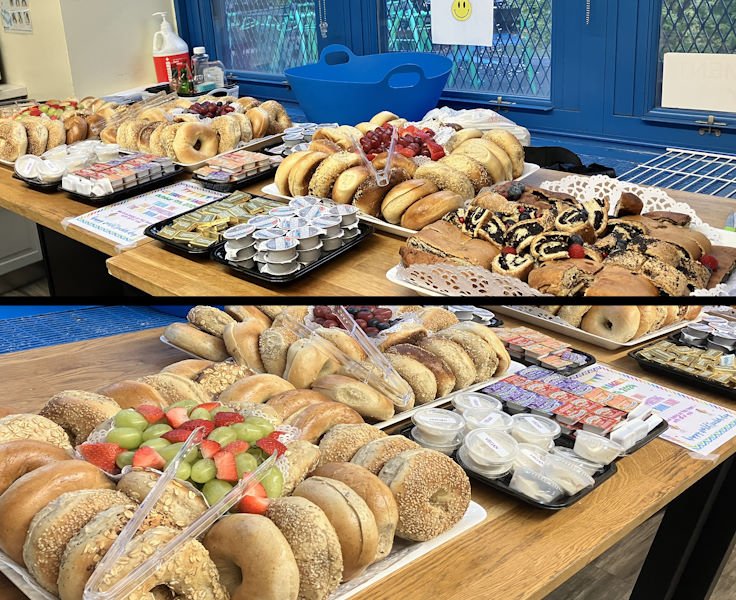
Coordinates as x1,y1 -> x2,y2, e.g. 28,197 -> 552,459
629,454 -> 736,600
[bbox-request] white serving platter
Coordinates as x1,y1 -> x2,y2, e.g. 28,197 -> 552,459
173,133 -> 284,171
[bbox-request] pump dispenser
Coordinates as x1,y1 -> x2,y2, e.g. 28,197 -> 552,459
152,12 -> 190,84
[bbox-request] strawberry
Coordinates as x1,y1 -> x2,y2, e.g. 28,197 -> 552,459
214,412 -> 245,428
365,153 -> 376,161
425,140 -> 445,161
700,254 -> 718,272
135,405 -> 164,424
223,440 -> 250,455
78,442 -> 124,473
214,451 -> 238,482
162,427 -> 203,443
568,244 -> 586,259
200,439 -> 221,459
236,478 -> 269,514
132,446 -> 166,469
256,437 -> 287,457
397,146 -> 416,158
502,246 -> 517,255
165,407 -> 189,428
267,430 -> 287,441
179,419 -> 215,436
195,402 -> 221,412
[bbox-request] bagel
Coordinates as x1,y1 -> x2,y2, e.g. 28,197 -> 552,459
281,439 -> 321,496
332,166 -> 370,204
309,139 -> 342,155
0,460 -> 114,565
580,305 -> 641,343
439,153 -> 491,193
282,338 -> 334,389
380,179 -> 438,224
0,413 -> 72,451
311,375 -> 395,421
95,526 -> 228,600
0,440 -> 71,496
211,114 -> 241,154
311,462 -> 398,561
64,115 -> 88,145
435,327 -> 499,383
196,362 -> 258,396
163,322 -> 230,361
137,122 -> 163,153
317,423 -> 388,466
444,321 -> 510,377
289,151 -> 329,197
350,435 -> 419,475
23,489 -> 131,594
223,319 -> 268,371
370,111 -> 399,126
138,107 -> 169,122
138,372 -> 210,405
259,326 -> 299,376
314,327 -> 368,362
173,122 -> 220,164
188,305 -> 236,336
372,152 -> 418,177
275,150 -> 313,195
20,116 -> 49,155
353,168 -> 411,217
413,162 -> 475,200
634,305 -> 659,339
42,118 -> 66,149
266,389 -> 331,420
203,514 -> 300,600
384,352 -> 437,405
417,336 -> 476,390
293,476 -> 379,580
218,373 -> 295,406
445,128 -> 483,153
452,138 -> 507,183
236,96 -> 260,111
260,100 -> 292,135
308,151 -> 364,198
97,380 -> 169,409
39,390 -> 120,446
159,359 -> 213,380
478,138 -> 514,181
147,121 -> 168,156
483,129 -> 525,178
160,122 -> 186,159
0,120 -> 27,161
378,449 -> 471,541
265,497 -> 343,600
229,112 -> 253,143
246,106 -> 270,138
386,344 -> 456,398
285,402 -> 364,444
115,119 -> 147,150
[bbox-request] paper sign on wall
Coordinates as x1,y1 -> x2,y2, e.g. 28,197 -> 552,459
1,0 -> 32,34
662,53 -> 736,114
431,0 -> 494,47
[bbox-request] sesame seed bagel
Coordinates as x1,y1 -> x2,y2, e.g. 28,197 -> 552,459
57,503 -> 175,600
417,336 -> 476,390
188,305 -> 236,337
196,361 -> 257,397
0,413 -> 72,451
39,391 -> 120,446
350,435 -> 419,475
266,389 -> 331,420
23,489 -> 131,594
0,440 -> 72,496
307,151 -> 363,198
95,526 -> 228,600
444,322 -> 511,377
413,162 -> 475,200
116,468 -> 208,529
435,328 -> 499,383
265,496 -> 343,600
378,448 -> 471,541
317,423 -> 388,467
439,154 -> 491,193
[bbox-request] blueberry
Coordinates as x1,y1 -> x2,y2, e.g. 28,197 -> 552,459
518,212 -> 531,221
570,234 -> 584,245
368,318 -> 380,327
347,306 -> 358,315
217,102 -> 223,107
507,182 -> 525,201
580,210 -> 589,220
377,322 -> 391,331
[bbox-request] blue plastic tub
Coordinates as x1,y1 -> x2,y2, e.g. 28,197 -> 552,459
286,45 -> 452,124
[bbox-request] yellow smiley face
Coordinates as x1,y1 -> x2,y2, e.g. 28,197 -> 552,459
451,0 -> 472,21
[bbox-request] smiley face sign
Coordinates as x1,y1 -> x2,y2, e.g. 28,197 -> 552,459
451,0 -> 472,21
431,0 -> 494,47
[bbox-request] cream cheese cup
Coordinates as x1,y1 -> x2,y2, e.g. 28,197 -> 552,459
510,414 -> 561,449
411,408 -> 465,445
15,155 -> 43,179
261,236 -> 299,263
448,305 -> 476,320
551,446 -> 603,476
312,215 -> 342,237
223,223 -> 256,249
540,453 -> 595,495
41,145 -> 68,160
322,229 -> 345,251
459,429 -> 518,479
259,261 -> 299,276
509,466 -> 564,503
225,244 -> 257,261
512,443 -> 549,473
410,426 -> 463,456
289,195 -> 322,209
452,392 -> 503,415
281,217 -> 311,231
269,206 -> 297,219
296,205 -> 327,219
252,228 -> 287,243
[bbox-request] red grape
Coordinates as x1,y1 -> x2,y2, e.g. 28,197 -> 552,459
365,327 -> 380,335
355,318 -> 368,328
356,310 -> 373,321
323,320 -> 339,328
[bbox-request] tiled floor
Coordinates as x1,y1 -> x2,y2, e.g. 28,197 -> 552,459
0,277 -> 49,297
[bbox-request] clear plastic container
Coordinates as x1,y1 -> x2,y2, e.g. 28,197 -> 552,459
540,453 -> 595,495
457,445 -> 512,479
410,426 -> 462,456
463,407 -> 513,434
609,418 -> 649,451
573,430 -> 623,465
551,446 -> 603,476
510,414 -> 561,449
513,443 -> 549,473
461,429 -> 518,478
509,466 -> 565,503
451,392 -> 503,415
412,408 -> 465,445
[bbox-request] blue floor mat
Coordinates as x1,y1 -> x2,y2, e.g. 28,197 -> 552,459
0,306 -> 185,354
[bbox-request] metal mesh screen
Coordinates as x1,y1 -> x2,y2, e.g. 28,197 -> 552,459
381,0 -> 552,98
212,0 -> 319,74
659,0 -> 736,57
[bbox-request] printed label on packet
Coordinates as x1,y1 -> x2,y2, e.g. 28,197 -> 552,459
465,396 -> 485,408
422,415 -> 457,426
476,432 -> 510,457
480,413 -> 502,426
527,417 -> 552,433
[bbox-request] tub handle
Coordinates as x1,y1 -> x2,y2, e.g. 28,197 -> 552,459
319,44 -> 356,66
382,63 -> 427,88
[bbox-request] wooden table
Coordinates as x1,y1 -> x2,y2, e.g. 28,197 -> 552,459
104,169 -> 733,296
1,315 -> 734,600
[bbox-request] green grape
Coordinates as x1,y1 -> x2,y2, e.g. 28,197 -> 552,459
188,407 -> 213,421
114,409 -> 149,432
231,422 -> 264,443
246,447 -> 267,462
166,399 -> 198,411
116,451 -> 136,469
159,442 -> 199,464
140,437 -> 171,451
141,424 -> 173,441
235,452 -> 258,478
259,466 -> 284,498
202,480 -> 233,506
243,416 -> 274,437
207,426 -> 237,447
106,427 -> 143,450
190,458 -> 217,484
176,461 -> 192,481
210,406 -> 230,415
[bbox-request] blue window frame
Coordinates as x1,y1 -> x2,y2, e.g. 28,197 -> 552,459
177,0 -> 735,152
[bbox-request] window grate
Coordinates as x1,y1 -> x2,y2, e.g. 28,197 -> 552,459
619,148 -> 736,199
380,0 -> 552,99
212,0 -> 319,75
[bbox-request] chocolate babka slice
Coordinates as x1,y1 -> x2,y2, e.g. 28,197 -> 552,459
529,232 -> 574,261
491,252 -> 535,281
477,214 -> 508,249
505,218 -> 547,252
555,208 -> 597,243
582,199 -> 609,236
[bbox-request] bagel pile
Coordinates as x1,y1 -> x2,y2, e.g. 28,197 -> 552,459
539,304 -> 702,343
273,109 -> 526,230
400,181 -> 726,296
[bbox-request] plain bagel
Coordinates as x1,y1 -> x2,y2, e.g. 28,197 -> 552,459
285,401 -> 364,444
580,305 -> 641,343
0,440 -> 71,496
311,375 -> 395,421
218,373 -> 295,406
266,389 -> 332,420
163,322 -> 230,361
350,435 -> 419,476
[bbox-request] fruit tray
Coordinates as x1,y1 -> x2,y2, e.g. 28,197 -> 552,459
209,224 -> 374,285
628,334 -> 736,400
11,172 -> 60,193
192,163 -> 278,193
58,167 -> 183,206
396,422 -> 618,510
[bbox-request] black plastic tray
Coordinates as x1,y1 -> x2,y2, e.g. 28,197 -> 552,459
554,417 -> 669,456
628,334 -> 736,400
192,163 -> 278,193
12,172 -> 59,193
210,225 -> 375,284
58,167 -> 183,206
509,347 -> 597,376
397,423 -> 618,510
